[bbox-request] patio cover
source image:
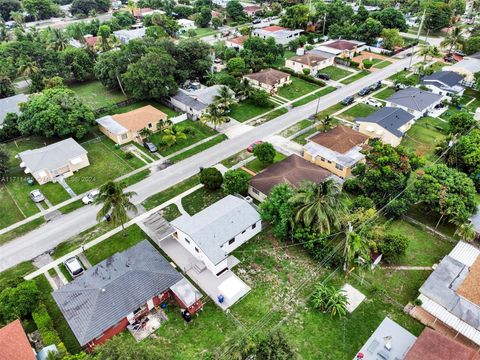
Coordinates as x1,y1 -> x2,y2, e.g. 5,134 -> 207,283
170,278 -> 202,308
217,276 -> 249,306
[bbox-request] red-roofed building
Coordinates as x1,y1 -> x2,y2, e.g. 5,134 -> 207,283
243,5 -> 261,16
225,35 -> 249,50
84,35 -> 98,47
0,320 -> 36,360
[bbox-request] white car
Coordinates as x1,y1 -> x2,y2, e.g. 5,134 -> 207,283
64,256 -> 84,278
364,99 -> 383,108
30,189 -> 45,203
82,190 -> 100,205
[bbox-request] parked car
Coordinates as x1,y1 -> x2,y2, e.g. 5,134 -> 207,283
247,141 -> 263,152
64,256 -> 84,278
434,102 -> 446,109
252,18 -> 261,24
221,30 -> 230,37
82,190 -> 100,205
454,50 -> 466,57
443,55 -> 456,63
358,87 -> 371,96
369,81 -> 382,91
364,98 -> 383,107
341,96 -> 354,105
29,189 -> 45,203
144,141 -> 158,153
317,73 -> 330,81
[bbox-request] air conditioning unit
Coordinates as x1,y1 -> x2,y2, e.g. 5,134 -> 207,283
244,196 -> 253,204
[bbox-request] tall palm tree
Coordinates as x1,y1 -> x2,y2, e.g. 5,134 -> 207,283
441,26 -> 465,54
94,181 -> 137,234
47,28 -> 70,51
214,85 -> 237,111
161,125 -> 187,147
236,78 -> 253,100
311,284 -> 348,317
316,115 -> 336,133
451,218 -> 476,242
125,0 -> 137,16
289,180 -> 347,234
418,45 -> 441,64
200,104 -> 230,129
139,127 -> 152,140
343,230 -> 371,272
17,58 -> 39,85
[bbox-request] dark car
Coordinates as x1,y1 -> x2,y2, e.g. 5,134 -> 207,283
369,81 -> 382,91
341,96 -> 354,105
317,73 -> 330,81
358,87 -> 371,96
444,55 -> 456,63
144,141 -> 158,153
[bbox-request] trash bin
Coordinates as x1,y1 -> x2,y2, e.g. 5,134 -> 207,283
217,295 -> 224,303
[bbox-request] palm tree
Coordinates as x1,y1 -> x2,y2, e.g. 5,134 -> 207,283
452,218 -> 476,242
139,127 -> 152,140
47,28 -> 70,51
200,104 -> 230,129
289,180 -> 347,234
161,125 -> 187,147
125,0 -> 137,16
17,58 -> 39,85
214,85 -> 237,111
236,78 -> 253,100
441,26 -> 465,54
418,45 -> 441,64
311,284 -> 348,317
94,181 -> 137,234
316,115 -> 336,133
10,11 -> 24,28
343,230 -> 371,272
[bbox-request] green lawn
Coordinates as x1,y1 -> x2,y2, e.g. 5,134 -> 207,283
109,100 -> 180,118
401,117 -> 447,163
221,149 -> 252,168
388,70 -> 412,81
150,120 -> 218,156
170,134 -> 227,163
161,204 -> 182,221
59,200 -> 85,214
374,87 -> 396,100
229,99 -> 275,122
69,81 -> 127,110
181,187 -> 226,215
273,50 -> 296,67
277,77 -> 320,100
340,71 -> 370,85
319,65 -> 354,80
373,60 -> 392,69
142,174 -> 200,210
0,217 -> 45,246
315,103 -> 346,119
244,152 -> 286,174
3,136 -> 56,168
291,86 -> 336,107
0,185 -> 27,228
0,261 -> 36,292
337,103 -> 377,122
279,119 -> 314,138
292,127 -> 318,145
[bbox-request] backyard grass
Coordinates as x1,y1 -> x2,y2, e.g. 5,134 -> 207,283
337,103 -> 377,122
170,134 -> 227,163
340,70 -> 370,85
407,205 -> 458,239
69,80 -> 127,110
401,116 -> 446,163
273,50 -> 296,67
319,65 -> 354,80
373,87 -> 396,100
292,127 -> 318,145
181,187 -> 226,216
0,217 -> 45,246
277,77 -> 320,100
244,152 -> 286,174
291,86 -> 336,107
108,100 -> 180,117
229,99 -> 274,122
279,119 -> 313,138
142,174 -> 200,210
161,204 -> 182,221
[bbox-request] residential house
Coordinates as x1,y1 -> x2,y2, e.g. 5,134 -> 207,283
414,241 -> 480,346
385,87 -> 443,119
225,35 -> 249,50
178,18 -> 196,32
169,85 -> 231,120
0,320 -> 36,360
212,0 -> 228,7
53,240 -> 202,350
421,71 -> 465,97
96,105 -> 168,145
243,5 -> 261,17
315,39 -> 365,59
252,26 -> 302,45
249,154 -> 335,202
448,52 -> 480,81
132,8 -> 164,18
243,68 -> 291,94
353,317 -> 417,360
68,35 -> 97,48
285,53 -> 335,75
171,195 -> 262,277
355,107 -> 415,147
113,27 -> 146,44
18,138 -> 89,185
0,93 -> 28,128
303,125 -> 369,178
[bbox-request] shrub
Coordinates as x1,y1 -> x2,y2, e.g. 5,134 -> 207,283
350,60 -> 360,68
124,152 -> 134,160
351,196 -> 374,210
253,142 -> 276,165
378,232 -> 410,263
199,167 -> 223,190
223,170 -> 250,195
303,68 -> 311,75
249,89 -> 270,107
0,281 -> 40,323
32,304 -> 62,345
362,59 -> 374,69
311,284 -> 348,317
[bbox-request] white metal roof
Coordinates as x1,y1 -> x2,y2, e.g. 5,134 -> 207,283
96,115 -> 128,135
449,241 -> 480,267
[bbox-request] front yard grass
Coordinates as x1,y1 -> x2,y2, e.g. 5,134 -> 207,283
401,116 -> 446,163
181,187 -> 226,215
292,127 -> 318,145
142,174 -> 200,210
373,87 -> 396,100
0,185 -> 26,228
337,103 -> 377,122
220,149 -> 252,168
244,152 -> 286,174
340,70 -> 370,85
373,60 -> 392,69
315,102 -> 346,119
319,65 -> 354,80
69,80 -> 127,110
0,218 -> 45,246
161,204 -> 182,221
229,99 -> 274,122
277,77 -> 320,100
170,134 -> 227,163
0,260 -> 36,292
279,119 -> 313,138
291,86 -> 336,107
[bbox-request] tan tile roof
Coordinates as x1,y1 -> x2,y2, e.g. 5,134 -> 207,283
228,35 -> 249,45
308,125 -> 369,154
111,105 -> 167,132
262,25 -> 286,32
250,154 -> 332,195
457,257 -> 480,306
245,68 -> 290,86
289,53 -> 327,67
0,320 -> 36,360
405,328 -> 480,360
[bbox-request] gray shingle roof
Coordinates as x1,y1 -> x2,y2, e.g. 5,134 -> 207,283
0,94 -> 28,125
421,71 -> 464,88
171,195 -> 260,265
387,87 -> 443,112
18,138 -> 87,173
171,85 -> 230,111
356,107 -> 415,137
52,240 -> 183,346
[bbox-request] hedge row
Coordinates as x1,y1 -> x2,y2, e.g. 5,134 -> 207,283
273,66 -> 326,87
32,304 -> 62,346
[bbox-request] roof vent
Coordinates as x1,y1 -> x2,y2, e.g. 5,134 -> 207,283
101,288 -> 106,293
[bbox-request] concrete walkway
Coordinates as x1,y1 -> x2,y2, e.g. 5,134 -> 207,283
54,265 -> 68,285
383,266 -> 432,270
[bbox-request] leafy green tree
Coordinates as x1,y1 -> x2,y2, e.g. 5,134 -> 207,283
161,125 -> 187,147
311,284 -> 348,317
211,16 -> 222,29
172,38 -> 212,83
195,6 -> 211,27
371,8 -> 408,31
240,36 -> 283,72
0,75 -> 14,98
449,0 -> 466,15
378,232 -> 410,263
0,281 -> 40,323
465,36 -> 480,55
0,113 -> 21,142
200,167 -> 223,190
147,13 -> 180,37
112,10 -> 136,27
95,181 -> 137,233
355,5 -> 369,23
17,87 -> 94,139
253,142 -> 276,165
327,22 -> 358,41
94,50 -> 129,90
357,17 -> 384,45
93,336 -> 168,360
0,0 -> 21,21
200,104 -> 229,129
343,230 -> 371,271
46,28 -> 69,51
255,330 -> 296,360
97,24 -> 113,52
226,57 -> 245,76
259,183 -> 295,240
423,1 -> 453,32
448,111 -> 477,134
0,145 -> 9,182
394,74 -> 418,87
249,89 -> 270,107
122,49 -> 178,99
43,75 -> 64,89
315,0 -> 354,34
22,0 -> 59,20
226,0 -> 245,21
61,48 -> 94,82
280,4 -> 310,29
70,0 -> 110,16
381,28 -> 404,50
223,170 -> 250,195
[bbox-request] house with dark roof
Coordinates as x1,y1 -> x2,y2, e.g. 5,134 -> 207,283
303,125 -> 369,179
252,26 -> 302,45
171,195 -> 261,277
0,94 -> 28,128
421,71 -> 465,96
314,39 -> 365,58
249,154 -> 335,202
385,87 -> 443,119
243,68 -> 291,94
53,240 -> 202,349
355,107 -> 415,147
285,53 -> 334,75
0,320 -> 36,360
448,51 -> 480,81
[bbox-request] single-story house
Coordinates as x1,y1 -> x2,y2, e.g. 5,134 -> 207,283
96,105 -> 167,145
113,27 -> 146,44
225,35 -> 249,50
447,51 -> 480,81
285,53 -> 335,75
355,107 -> 415,147
18,138 -> 89,185
385,87 -> 443,119
252,25 -> 302,45
83,34 -> 98,47
243,68 -> 291,94
353,317 -> 417,360
212,0 -> 228,7
303,125 -> 369,179
243,5 -> 261,17
421,71 -> 465,97
415,241 -> 480,346
249,154 -> 334,202
0,319 -> 36,360
171,195 -> 261,277
315,39 -> 365,59
169,85 -> 231,120
132,8 -> 164,18
405,328 -> 480,360
0,93 -> 28,127
178,18 -> 196,32
53,240 -> 202,350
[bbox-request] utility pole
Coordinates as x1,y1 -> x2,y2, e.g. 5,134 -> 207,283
408,9 -> 426,70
